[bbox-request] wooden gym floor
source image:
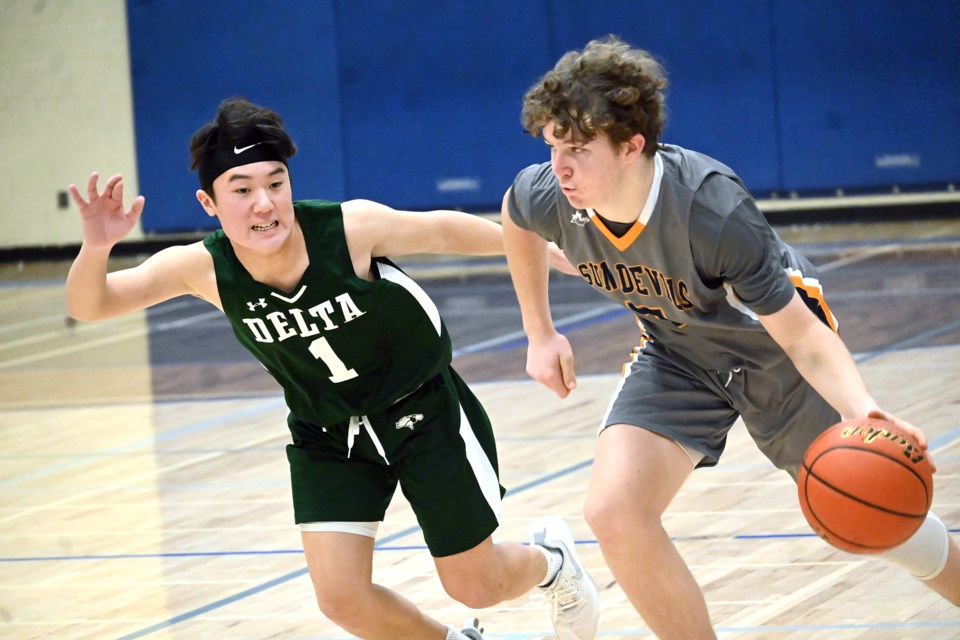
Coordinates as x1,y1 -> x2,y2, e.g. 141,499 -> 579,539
2,215 -> 960,639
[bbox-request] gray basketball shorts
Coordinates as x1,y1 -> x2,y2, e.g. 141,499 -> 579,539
285,367 -> 505,557
602,340 -> 840,474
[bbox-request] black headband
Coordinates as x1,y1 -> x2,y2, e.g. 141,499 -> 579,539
197,140 -> 287,188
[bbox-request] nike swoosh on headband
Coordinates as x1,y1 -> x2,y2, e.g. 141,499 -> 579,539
234,142 -> 263,154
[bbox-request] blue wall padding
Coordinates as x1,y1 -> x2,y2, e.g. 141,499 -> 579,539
774,1 -> 960,191
127,0 -> 959,232
334,1 -> 554,208
127,2 -> 344,232
548,0 -> 782,191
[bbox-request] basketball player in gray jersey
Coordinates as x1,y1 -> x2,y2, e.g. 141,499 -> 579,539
65,98 -> 599,640
502,36 -> 960,638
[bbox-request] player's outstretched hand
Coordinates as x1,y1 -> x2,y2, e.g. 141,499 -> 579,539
68,172 -> 145,249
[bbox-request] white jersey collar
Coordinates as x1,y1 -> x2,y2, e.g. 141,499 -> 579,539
587,151 -> 664,226
638,151 -> 664,226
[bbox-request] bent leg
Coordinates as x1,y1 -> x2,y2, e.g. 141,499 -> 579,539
434,535 -> 546,608
585,424 -> 716,639
924,535 -> 960,604
302,530 -> 446,640
874,511 -> 960,605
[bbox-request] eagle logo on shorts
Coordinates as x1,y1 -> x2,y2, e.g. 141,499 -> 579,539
570,210 -> 590,227
396,414 -> 424,430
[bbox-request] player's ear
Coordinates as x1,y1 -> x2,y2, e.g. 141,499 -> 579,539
196,189 -> 217,218
622,133 -> 647,162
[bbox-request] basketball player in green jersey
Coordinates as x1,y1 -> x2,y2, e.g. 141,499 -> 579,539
65,98 -> 599,640
501,36 -> 960,638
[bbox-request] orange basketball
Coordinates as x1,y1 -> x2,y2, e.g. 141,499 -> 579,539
797,418 -> 933,554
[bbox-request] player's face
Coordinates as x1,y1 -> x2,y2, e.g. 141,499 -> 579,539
201,161 -> 296,252
543,121 -> 628,211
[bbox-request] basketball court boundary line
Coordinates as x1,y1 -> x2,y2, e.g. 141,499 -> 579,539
113,459 -> 595,639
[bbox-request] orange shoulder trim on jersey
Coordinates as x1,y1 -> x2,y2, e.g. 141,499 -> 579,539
788,273 -> 839,333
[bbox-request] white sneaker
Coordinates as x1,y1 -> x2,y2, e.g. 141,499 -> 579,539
530,516 -> 599,640
460,617 -> 484,640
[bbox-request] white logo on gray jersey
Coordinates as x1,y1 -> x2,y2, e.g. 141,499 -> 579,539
570,211 -> 589,227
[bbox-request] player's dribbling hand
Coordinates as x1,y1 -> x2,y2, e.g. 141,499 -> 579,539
868,408 -> 936,472
68,172 -> 145,249
526,331 -> 577,398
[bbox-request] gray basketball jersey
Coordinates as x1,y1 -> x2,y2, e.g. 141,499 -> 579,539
507,144 -> 836,373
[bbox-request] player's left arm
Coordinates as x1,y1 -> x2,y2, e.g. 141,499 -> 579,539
759,294 -> 928,450
342,199 -> 503,257
341,199 -> 577,272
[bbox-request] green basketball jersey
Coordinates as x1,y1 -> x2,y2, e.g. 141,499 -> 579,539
204,200 -> 452,427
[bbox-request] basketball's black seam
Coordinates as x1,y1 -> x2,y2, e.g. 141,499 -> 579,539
801,474 -> 928,518
804,444 -> 932,513
799,465 -> 922,552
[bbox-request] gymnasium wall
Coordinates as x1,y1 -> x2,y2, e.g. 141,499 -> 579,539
125,0 -> 958,234
1,0 -> 141,249
2,1 -> 957,244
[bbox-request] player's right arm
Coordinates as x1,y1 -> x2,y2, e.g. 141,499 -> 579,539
501,188 -> 577,398
65,172 -> 214,321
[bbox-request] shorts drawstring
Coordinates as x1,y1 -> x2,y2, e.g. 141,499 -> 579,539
343,381 -> 429,465
723,367 -> 742,388
347,415 -> 389,465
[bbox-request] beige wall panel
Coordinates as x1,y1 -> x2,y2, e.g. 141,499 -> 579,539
0,0 -> 142,249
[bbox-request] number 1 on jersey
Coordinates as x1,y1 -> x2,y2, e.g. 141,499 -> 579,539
309,336 -> 358,382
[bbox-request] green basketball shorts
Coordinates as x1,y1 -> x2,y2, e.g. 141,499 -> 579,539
286,367 -> 505,557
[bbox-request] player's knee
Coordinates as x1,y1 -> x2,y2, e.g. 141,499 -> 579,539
441,573 -> 502,609
312,581 -> 369,625
877,512 -> 950,580
585,493 -> 660,544
583,497 -> 608,538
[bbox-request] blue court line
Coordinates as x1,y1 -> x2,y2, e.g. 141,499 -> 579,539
451,305 -> 627,356
15,527 -> 960,565
113,524 -> 420,640
490,308 -> 629,353
931,427 -> 960,451
12,303 -> 960,636
4,306 -> 598,487
505,459 -> 593,495
713,619 -> 960,636
0,398 -> 284,489
0,447 -> 286,461
112,458 -> 594,639
481,307 -> 960,358
484,619 -> 960,638
855,317 -> 960,364
1,549 -> 302,562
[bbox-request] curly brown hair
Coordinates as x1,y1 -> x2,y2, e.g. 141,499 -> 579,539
521,35 -> 668,156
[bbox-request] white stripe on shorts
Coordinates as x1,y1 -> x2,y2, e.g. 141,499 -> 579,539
459,404 -> 503,524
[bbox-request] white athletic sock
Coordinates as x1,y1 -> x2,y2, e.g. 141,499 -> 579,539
445,625 -> 466,640
535,544 -> 563,587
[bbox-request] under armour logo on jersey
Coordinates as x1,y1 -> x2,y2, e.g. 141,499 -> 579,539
570,211 -> 590,227
395,414 -> 424,430
247,298 -> 268,311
